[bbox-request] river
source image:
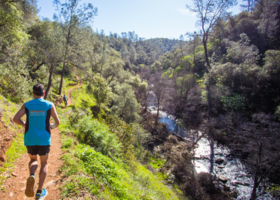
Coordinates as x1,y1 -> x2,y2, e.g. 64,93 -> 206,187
149,106 -> 272,200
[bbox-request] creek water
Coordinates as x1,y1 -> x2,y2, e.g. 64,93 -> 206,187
148,106 -> 272,200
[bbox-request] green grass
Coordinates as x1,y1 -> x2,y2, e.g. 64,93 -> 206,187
64,77 -> 79,95
58,114 -> 180,200
70,85 -> 96,109
0,133 -> 26,173
60,143 -> 179,200
56,83 -> 184,200
148,155 -> 166,169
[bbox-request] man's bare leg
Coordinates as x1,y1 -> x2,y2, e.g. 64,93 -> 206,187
28,154 -> 38,175
38,154 -> 49,191
25,154 -> 38,197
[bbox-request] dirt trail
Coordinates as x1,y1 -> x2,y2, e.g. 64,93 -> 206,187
65,71 -> 83,108
0,70 -> 83,199
0,128 -> 63,200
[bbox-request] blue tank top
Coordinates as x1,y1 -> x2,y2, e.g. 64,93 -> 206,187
24,98 -> 53,146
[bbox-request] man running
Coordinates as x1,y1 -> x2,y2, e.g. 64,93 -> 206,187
13,84 -> 60,200
63,94 -> 67,107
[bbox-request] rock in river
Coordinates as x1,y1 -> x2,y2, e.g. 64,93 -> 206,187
218,175 -> 228,182
215,158 -> 224,164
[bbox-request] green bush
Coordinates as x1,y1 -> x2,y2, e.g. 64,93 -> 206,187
77,145 -> 135,199
74,116 -> 122,158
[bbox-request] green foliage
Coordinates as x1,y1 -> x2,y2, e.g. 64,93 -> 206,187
0,1 -> 29,45
61,135 -> 75,149
269,184 -> 280,198
130,123 -> 150,161
148,156 -> 166,169
221,93 -> 245,111
274,105 -> 280,121
111,83 -> 141,123
0,64 -> 33,102
71,85 -> 96,111
107,115 -> 150,161
77,145 -> 133,198
180,55 -> 194,71
74,116 -> 122,158
61,175 -> 101,198
92,75 -> 113,114
76,144 -> 179,200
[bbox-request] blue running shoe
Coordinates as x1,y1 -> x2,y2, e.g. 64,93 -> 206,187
25,175 -> 35,197
35,188 -> 48,200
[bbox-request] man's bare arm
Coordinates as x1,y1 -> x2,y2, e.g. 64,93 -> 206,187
13,104 -> 26,126
50,104 -> 60,129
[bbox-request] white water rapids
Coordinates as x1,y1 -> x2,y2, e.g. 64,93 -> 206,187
149,106 -> 272,200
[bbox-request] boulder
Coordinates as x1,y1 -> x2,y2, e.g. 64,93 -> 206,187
241,182 -> 250,186
218,175 -> 228,183
215,158 -> 224,164
12,172 -> 18,177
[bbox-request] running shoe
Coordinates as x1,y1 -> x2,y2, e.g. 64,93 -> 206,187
25,175 -> 35,197
35,188 -> 48,200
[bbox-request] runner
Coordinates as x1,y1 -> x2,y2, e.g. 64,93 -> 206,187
13,84 -> 60,199
63,94 -> 67,108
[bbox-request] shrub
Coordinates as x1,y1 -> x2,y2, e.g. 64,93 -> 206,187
74,116 -> 122,158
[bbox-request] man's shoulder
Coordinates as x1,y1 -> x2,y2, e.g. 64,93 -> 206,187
25,99 -> 53,108
24,99 -> 36,106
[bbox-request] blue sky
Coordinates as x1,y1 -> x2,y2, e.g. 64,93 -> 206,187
37,0 -> 243,40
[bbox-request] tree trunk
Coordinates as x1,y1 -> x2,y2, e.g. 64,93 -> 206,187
155,98 -> 160,129
32,61 -> 45,72
250,175 -> 259,200
206,80 -> 214,174
44,64 -> 54,100
203,36 -> 210,70
59,45 -> 69,95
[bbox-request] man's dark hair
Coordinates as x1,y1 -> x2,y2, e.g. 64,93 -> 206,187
33,84 -> 45,96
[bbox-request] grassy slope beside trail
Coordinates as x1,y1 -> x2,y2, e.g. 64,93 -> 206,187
58,86 -> 185,200
0,95 -> 26,189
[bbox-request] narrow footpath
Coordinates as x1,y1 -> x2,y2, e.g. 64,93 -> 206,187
0,128 -> 63,200
0,71 -> 83,199
63,70 -> 83,108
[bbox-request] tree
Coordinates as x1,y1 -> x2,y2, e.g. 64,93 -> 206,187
42,23 -> 64,100
171,75 -> 196,119
150,71 -> 172,131
186,31 -> 201,64
129,44 -> 137,64
187,0 -> 237,173
53,0 -> 97,95
257,0 -> 279,39
179,34 -> 185,57
91,75 -> 113,116
240,0 -> 257,12
186,0 -> 237,70
111,83 -> 141,123
230,113 -> 280,200
0,0 -> 35,102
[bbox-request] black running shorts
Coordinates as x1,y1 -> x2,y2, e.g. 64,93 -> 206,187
26,145 -> 50,156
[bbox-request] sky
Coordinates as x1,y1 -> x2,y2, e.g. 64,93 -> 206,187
37,0 -> 243,40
